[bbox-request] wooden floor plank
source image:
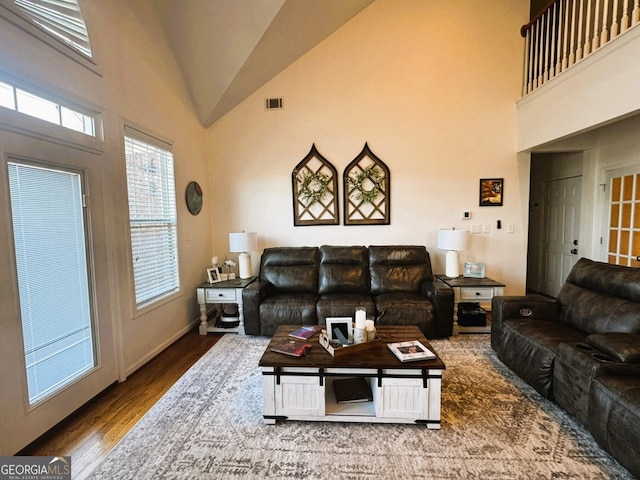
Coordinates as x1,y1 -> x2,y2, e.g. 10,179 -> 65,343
18,328 -> 222,480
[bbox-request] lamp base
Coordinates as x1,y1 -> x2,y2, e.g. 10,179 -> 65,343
445,250 -> 460,278
238,252 -> 252,279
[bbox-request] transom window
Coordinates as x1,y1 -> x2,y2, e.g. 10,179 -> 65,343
0,78 -> 97,136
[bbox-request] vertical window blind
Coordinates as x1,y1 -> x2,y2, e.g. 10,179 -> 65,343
124,127 -> 179,306
13,0 -> 92,57
8,162 -> 95,405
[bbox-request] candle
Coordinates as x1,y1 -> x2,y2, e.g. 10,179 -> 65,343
355,308 -> 366,329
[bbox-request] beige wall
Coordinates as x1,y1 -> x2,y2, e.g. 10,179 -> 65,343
207,0 -> 530,294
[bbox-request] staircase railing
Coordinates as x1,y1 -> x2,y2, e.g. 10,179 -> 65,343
521,0 -> 640,95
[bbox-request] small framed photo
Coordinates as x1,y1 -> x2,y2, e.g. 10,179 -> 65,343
479,178 -> 503,206
207,267 -> 221,283
325,317 -> 353,344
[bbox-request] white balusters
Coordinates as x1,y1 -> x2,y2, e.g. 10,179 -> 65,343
522,0 -> 639,96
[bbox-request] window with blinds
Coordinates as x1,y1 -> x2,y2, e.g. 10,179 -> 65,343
124,127 -> 180,307
8,161 -> 95,406
12,0 -> 92,57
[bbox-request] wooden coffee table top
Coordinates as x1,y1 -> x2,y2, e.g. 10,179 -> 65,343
259,325 -> 446,370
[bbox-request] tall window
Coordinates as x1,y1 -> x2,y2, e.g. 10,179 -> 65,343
124,126 -> 179,307
8,161 -> 95,405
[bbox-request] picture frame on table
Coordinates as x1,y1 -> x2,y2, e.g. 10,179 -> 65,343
207,267 -> 221,284
325,317 -> 353,344
479,178 -> 503,206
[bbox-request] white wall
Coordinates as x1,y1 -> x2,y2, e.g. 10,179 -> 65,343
207,0 -> 530,295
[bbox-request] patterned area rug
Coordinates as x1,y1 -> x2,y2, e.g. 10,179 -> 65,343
88,334 -> 633,479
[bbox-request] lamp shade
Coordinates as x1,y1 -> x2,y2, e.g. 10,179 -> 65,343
229,232 -> 258,253
437,229 -> 469,251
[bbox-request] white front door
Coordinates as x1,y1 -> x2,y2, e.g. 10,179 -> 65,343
540,176 -> 582,297
0,138 -> 118,455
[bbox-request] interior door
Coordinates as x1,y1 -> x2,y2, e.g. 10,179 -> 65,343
540,176 -> 582,297
606,168 -> 640,267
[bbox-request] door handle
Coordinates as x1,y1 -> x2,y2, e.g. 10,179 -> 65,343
571,249 -> 578,255
573,240 -> 578,246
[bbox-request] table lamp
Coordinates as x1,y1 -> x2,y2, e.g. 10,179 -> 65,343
437,229 -> 469,278
229,232 -> 258,279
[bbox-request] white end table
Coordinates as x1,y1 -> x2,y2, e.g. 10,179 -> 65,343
196,277 -> 256,335
435,275 -> 505,334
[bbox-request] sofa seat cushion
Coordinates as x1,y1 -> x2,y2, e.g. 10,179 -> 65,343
495,319 -> 585,399
258,293 -> 317,336
589,376 -> 640,479
374,292 -> 435,336
316,293 -> 375,322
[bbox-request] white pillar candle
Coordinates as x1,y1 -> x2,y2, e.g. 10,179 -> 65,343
355,308 -> 366,329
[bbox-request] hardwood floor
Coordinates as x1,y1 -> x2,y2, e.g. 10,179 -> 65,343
18,328 -> 222,480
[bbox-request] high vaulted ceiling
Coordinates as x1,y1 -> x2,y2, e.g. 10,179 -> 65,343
153,0 -> 374,127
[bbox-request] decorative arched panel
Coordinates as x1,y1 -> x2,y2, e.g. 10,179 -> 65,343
343,143 -> 390,225
292,144 -> 339,226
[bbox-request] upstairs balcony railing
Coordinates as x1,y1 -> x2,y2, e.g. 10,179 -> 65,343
522,0 -> 640,95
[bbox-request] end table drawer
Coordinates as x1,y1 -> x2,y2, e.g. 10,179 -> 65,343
460,287 -> 494,301
205,288 -> 237,302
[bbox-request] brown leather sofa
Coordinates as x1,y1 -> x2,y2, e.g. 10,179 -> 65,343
491,258 -> 640,478
242,245 -> 454,338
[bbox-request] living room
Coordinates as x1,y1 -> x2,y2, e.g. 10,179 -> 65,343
0,0 -> 639,476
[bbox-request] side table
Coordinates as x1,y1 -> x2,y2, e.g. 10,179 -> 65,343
196,277 -> 256,335
435,275 -> 505,334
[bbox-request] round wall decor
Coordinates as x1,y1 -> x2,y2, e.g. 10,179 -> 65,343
185,181 -> 203,215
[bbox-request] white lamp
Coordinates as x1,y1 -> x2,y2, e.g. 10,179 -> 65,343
229,232 -> 258,279
437,229 -> 469,278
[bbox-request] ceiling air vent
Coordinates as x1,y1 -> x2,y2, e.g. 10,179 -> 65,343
265,97 -> 283,110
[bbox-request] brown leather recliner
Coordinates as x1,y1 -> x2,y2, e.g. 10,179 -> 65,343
491,258 -> 640,478
243,245 -> 453,338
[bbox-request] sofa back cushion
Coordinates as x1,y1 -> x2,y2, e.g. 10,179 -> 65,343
557,258 -> 640,334
318,245 -> 369,295
259,247 -> 319,293
369,245 -> 433,295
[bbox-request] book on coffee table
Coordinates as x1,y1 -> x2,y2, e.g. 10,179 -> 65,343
387,340 -> 436,362
288,325 -> 324,340
270,340 -> 312,357
332,377 -> 373,403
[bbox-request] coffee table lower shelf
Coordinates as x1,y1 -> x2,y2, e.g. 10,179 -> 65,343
261,366 -> 442,428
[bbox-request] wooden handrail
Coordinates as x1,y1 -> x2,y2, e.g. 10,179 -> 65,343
521,0 -> 559,36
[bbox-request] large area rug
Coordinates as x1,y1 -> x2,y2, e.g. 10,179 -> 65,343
88,334 -> 633,479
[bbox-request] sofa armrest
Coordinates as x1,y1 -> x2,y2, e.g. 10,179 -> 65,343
242,280 -> 269,336
422,279 -> 454,338
491,294 -> 561,333
586,333 -> 640,364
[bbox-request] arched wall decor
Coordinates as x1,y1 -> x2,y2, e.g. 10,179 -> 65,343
343,143 -> 390,225
292,144 -> 339,226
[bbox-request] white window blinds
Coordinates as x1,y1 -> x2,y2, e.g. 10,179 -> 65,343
13,0 -> 92,57
8,162 -> 95,405
124,127 -> 180,306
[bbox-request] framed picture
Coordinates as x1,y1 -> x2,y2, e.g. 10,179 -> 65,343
325,317 -> 353,344
479,178 -> 503,206
207,267 -> 221,284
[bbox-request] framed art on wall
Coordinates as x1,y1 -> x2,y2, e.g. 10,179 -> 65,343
479,178 -> 503,206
